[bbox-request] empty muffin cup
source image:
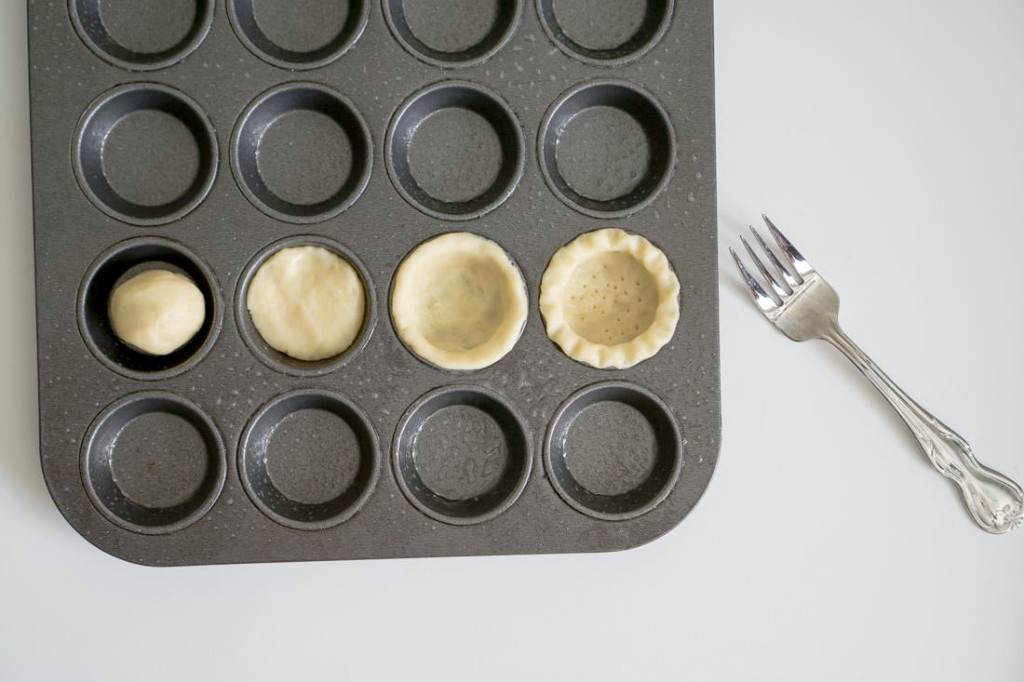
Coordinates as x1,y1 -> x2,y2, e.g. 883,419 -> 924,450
81,392 -> 227,534
545,382 -> 682,520
73,83 -> 218,226
384,0 -> 522,67
536,0 -> 673,65
391,232 -> 528,371
236,235 -> 375,376
539,80 -> 675,218
70,0 -> 214,71
232,83 -> 373,223
393,386 -> 531,525
240,390 -> 380,530
227,0 -> 369,70
78,237 -> 221,380
386,81 -> 524,220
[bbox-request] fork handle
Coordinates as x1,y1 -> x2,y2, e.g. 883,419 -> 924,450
823,325 -> 1024,533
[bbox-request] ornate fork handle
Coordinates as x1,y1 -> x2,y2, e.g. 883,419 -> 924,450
824,324 -> 1024,533
733,217 -> 1024,532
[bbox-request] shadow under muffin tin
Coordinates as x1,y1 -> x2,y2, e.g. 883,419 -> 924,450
28,0 -> 719,565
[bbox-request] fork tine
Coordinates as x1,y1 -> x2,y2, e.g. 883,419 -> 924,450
740,234 -> 789,299
729,247 -> 777,312
762,214 -> 813,277
748,226 -> 801,289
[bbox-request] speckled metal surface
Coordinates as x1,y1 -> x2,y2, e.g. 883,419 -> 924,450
28,0 -> 719,565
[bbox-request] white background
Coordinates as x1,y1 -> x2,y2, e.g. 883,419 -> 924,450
2,1 -> 1022,680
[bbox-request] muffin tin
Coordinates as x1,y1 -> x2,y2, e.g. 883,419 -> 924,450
28,0 -> 719,565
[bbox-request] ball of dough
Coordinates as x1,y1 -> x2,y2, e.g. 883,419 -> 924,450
391,232 -> 527,371
109,269 -> 206,356
246,245 -> 366,362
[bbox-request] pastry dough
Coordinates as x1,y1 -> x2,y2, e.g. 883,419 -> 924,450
392,232 -> 527,370
109,269 -> 205,356
540,228 -> 679,369
247,245 -> 365,362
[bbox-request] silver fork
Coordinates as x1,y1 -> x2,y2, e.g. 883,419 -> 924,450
730,215 -> 1024,533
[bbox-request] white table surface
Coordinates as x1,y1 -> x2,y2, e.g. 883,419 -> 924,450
2,2 -> 1022,680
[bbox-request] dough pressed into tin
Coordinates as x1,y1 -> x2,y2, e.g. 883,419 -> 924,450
392,232 -> 527,370
109,269 -> 206,356
247,245 -> 365,362
540,228 -> 679,369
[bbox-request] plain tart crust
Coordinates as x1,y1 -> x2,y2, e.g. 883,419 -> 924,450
392,232 -> 528,371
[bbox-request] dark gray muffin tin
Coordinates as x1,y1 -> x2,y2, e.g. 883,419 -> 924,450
28,0 -> 719,565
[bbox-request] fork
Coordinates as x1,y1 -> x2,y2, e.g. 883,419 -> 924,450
730,215 -> 1024,533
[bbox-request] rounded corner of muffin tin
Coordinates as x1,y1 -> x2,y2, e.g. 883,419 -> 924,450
234,234 -> 377,378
